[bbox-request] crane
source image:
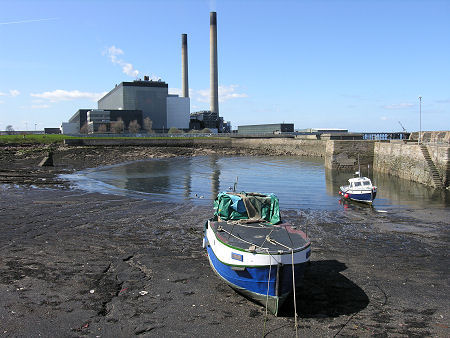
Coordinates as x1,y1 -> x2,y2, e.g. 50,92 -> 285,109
398,121 -> 407,132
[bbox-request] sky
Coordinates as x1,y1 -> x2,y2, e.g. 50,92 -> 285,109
0,0 -> 449,132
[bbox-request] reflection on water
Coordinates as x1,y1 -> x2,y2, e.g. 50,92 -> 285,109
62,156 -> 450,211
325,168 -> 450,209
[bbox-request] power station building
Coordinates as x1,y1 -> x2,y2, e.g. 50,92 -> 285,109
62,79 -> 190,134
189,110 -> 231,133
61,12 -> 232,135
62,108 -> 143,134
98,79 -> 188,131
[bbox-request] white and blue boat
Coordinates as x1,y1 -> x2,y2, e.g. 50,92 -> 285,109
203,192 -> 311,315
339,176 -> 377,203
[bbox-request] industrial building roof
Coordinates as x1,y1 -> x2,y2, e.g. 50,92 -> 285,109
123,80 -> 168,88
98,80 -> 169,102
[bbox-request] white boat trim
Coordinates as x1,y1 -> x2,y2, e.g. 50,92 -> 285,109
206,222 -> 311,267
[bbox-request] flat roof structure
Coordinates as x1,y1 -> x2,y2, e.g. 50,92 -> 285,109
99,80 -> 168,102
238,123 -> 294,134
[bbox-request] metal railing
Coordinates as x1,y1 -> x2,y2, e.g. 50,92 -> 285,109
361,132 -> 410,140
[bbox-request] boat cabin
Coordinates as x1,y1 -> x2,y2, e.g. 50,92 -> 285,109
347,177 -> 373,189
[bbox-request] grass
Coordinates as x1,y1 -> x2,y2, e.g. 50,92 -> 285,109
0,134 -> 72,144
0,134 -> 226,145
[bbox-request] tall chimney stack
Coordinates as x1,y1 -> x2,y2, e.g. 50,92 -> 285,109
210,12 -> 219,115
181,34 -> 189,98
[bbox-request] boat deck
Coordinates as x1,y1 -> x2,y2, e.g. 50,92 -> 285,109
209,220 -> 310,254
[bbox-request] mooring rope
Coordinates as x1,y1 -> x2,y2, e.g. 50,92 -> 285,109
291,248 -> 298,338
262,249 -> 273,337
214,223 -> 300,336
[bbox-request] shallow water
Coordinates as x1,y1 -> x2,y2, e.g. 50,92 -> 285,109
61,156 -> 450,211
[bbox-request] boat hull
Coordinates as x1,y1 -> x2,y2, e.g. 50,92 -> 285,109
206,245 -> 309,315
204,223 -> 310,315
339,188 -> 377,203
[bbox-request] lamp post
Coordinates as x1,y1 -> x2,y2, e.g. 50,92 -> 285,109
418,96 -> 422,144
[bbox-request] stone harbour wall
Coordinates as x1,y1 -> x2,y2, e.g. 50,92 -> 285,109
230,138 -> 326,157
324,140 -> 375,171
409,130 -> 450,143
373,142 -> 450,187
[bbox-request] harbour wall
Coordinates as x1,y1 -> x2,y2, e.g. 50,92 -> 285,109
322,139 -> 449,188
324,140 -> 375,170
373,142 -> 449,188
409,130 -> 450,143
64,137 -> 326,157
64,137 -> 449,188
230,138 -> 326,157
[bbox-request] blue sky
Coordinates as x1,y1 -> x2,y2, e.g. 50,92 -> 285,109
0,0 -> 449,132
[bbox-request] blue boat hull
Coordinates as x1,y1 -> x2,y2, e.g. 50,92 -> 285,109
206,243 -> 308,315
340,189 -> 377,203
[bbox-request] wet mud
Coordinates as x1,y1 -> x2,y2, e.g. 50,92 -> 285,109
0,145 -> 449,336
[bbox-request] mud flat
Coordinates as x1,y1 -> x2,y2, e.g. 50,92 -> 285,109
0,145 -> 449,336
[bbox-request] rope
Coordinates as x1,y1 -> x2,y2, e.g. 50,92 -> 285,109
216,222 -> 296,254
291,249 -> 298,338
227,220 -> 274,228
217,226 -> 285,255
262,248 -> 299,337
259,228 -> 275,249
265,236 -> 293,251
284,226 -> 299,336
262,249 -> 273,337
218,227 -> 269,249
284,223 -> 295,248
214,222 -> 301,336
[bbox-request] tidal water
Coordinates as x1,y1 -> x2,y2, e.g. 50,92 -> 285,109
61,156 -> 450,211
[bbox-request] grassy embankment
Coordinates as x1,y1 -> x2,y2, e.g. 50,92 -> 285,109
0,134 -> 75,144
0,134 -> 223,145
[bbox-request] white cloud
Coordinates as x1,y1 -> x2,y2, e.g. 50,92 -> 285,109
218,85 -> 248,102
0,18 -> 58,25
9,89 -> 20,97
30,90 -> 107,102
0,100 -> 4,104
121,63 -> 138,77
0,90 -> 20,97
380,116 -> 388,120
192,88 -> 210,103
105,45 -> 139,78
107,45 -> 123,59
186,85 -> 247,104
31,104 -> 50,109
383,103 -> 414,110
169,85 -> 247,104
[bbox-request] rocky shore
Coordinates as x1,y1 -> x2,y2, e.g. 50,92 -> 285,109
0,144 -> 449,336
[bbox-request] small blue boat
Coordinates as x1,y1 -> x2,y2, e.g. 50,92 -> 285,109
339,176 -> 377,203
203,192 -> 311,315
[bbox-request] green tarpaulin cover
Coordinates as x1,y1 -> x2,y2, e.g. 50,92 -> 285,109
213,192 -> 281,224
